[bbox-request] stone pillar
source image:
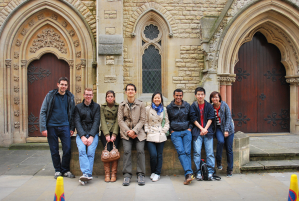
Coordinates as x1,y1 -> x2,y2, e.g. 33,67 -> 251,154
286,77 -> 299,134
97,0 -> 124,104
218,75 -> 236,109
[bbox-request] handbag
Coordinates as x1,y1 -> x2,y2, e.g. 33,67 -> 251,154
161,108 -> 170,136
101,142 -> 120,162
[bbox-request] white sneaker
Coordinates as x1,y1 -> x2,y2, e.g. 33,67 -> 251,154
150,173 -> 155,180
152,174 -> 160,182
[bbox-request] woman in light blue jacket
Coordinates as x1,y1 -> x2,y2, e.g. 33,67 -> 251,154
210,91 -> 234,177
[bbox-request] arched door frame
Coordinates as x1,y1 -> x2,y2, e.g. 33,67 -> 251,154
0,0 -> 95,146
217,1 -> 299,134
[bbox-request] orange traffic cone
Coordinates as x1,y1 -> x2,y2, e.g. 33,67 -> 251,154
288,174 -> 298,201
54,176 -> 65,201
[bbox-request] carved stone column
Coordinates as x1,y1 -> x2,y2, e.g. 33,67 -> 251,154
218,75 -> 236,109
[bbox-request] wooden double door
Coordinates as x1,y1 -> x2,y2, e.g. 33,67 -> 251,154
28,53 -> 70,137
232,32 -> 290,133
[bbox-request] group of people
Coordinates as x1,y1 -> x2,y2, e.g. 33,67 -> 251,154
39,77 -> 234,186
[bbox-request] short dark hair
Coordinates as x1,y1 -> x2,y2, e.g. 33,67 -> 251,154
106,90 -> 115,98
173,89 -> 183,95
58,77 -> 68,84
209,91 -> 222,103
151,92 -> 164,107
195,87 -> 205,95
125,83 -> 136,91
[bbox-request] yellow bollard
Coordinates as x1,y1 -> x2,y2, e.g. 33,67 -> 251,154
288,174 -> 298,201
54,176 -> 65,201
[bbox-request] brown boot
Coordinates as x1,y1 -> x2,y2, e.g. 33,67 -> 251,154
104,162 -> 110,182
110,160 -> 118,182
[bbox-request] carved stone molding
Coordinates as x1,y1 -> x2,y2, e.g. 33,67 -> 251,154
76,75 -> 81,82
286,77 -> 299,85
14,52 -> 19,59
5,59 -> 11,68
75,98 -> 81,104
51,14 -> 58,20
16,39 -> 22,47
21,60 -> 27,68
14,97 -> 20,105
76,64 -> 81,70
76,86 -> 81,93
74,40 -> 79,47
14,76 -> 19,82
68,60 -> 74,69
69,30 -> 75,37
14,122 -> 20,129
62,21 -> 68,28
37,14 -> 44,20
14,111 -> 20,117
14,64 -> 19,70
30,28 -> 67,54
14,86 -> 19,93
21,28 -> 27,36
28,20 -> 34,27
81,59 -> 86,68
218,76 -> 236,85
76,51 -> 81,58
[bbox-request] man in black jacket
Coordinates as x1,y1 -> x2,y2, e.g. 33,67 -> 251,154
73,88 -> 100,185
166,89 -> 194,185
39,77 -> 75,179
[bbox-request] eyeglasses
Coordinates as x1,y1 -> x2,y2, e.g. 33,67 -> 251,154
84,94 -> 93,97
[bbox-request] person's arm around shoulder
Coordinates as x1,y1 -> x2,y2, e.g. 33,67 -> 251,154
40,93 -> 50,137
132,102 -> 146,137
162,107 -> 170,134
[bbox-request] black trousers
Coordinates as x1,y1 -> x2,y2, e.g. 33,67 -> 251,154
100,132 -> 120,151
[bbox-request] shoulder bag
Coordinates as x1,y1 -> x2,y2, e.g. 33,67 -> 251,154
101,142 -> 120,162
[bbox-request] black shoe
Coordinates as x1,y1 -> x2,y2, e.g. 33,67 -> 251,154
227,171 -> 233,177
137,174 -> 145,186
63,171 -> 75,178
123,177 -> 131,186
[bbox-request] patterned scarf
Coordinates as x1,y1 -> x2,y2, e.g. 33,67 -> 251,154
152,103 -> 164,115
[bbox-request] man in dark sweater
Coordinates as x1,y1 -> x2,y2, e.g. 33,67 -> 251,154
73,88 -> 100,185
39,77 -> 75,179
166,89 -> 194,185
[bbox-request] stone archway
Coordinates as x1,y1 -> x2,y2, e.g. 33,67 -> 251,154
217,0 -> 299,134
0,1 -> 95,146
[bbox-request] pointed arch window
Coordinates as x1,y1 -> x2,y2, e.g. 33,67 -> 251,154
142,23 -> 162,93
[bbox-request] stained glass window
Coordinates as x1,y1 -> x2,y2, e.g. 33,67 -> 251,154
142,45 -> 161,93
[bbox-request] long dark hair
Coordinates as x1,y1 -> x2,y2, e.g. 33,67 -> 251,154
151,92 -> 164,107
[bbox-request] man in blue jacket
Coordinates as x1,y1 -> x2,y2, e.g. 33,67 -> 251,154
190,87 -> 215,181
167,89 -> 194,185
39,77 -> 75,179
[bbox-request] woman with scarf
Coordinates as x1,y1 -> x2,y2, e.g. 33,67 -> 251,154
145,92 -> 170,182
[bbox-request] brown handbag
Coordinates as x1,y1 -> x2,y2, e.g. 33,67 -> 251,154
101,142 -> 120,162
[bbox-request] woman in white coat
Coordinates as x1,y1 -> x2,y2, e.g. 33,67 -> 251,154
145,92 -> 170,182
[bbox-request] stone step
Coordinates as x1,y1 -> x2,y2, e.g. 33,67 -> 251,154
9,143 -> 61,150
250,152 -> 299,161
241,160 -> 299,173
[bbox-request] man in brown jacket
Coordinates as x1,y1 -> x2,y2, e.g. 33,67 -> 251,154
118,83 -> 146,186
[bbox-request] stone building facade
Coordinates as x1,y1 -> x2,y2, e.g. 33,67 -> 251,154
1,0 -> 299,146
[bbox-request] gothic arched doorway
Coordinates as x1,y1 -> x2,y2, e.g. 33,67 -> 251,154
27,53 -> 70,137
232,32 -> 290,133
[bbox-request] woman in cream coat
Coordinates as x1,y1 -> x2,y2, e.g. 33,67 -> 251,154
145,92 -> 170,182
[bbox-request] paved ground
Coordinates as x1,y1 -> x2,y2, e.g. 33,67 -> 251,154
0,135 -> 298,201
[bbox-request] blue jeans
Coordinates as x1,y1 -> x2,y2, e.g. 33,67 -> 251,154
171,130 -> 193,176
47,126 -> 71,173
76,134 -> 99,177
147,141 -> 165,175
193,135 -> 215,174
215,128 -> 234,172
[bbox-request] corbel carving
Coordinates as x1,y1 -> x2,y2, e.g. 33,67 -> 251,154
218,76 -> 236,85
14,111 -> 20,117
69,30 -> 75,37
68,60 -> 74,69
14,86 -> 19,93
5,59 -> 11,68
286,77 -> 299,85
76,51 -> 81,58
14,76 -> 19,82
74,40 -> 79,47
14,122 -> 20,128
16,39 -> 22,47
21,60 -> 27,68
14,52 -> 19,59
76,75 -> 81,82
81,59 -> 86,68
76,64 -> 81,70
14,97 -> 20,105
76,86 -> 81,93
14,64 -> 19,70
